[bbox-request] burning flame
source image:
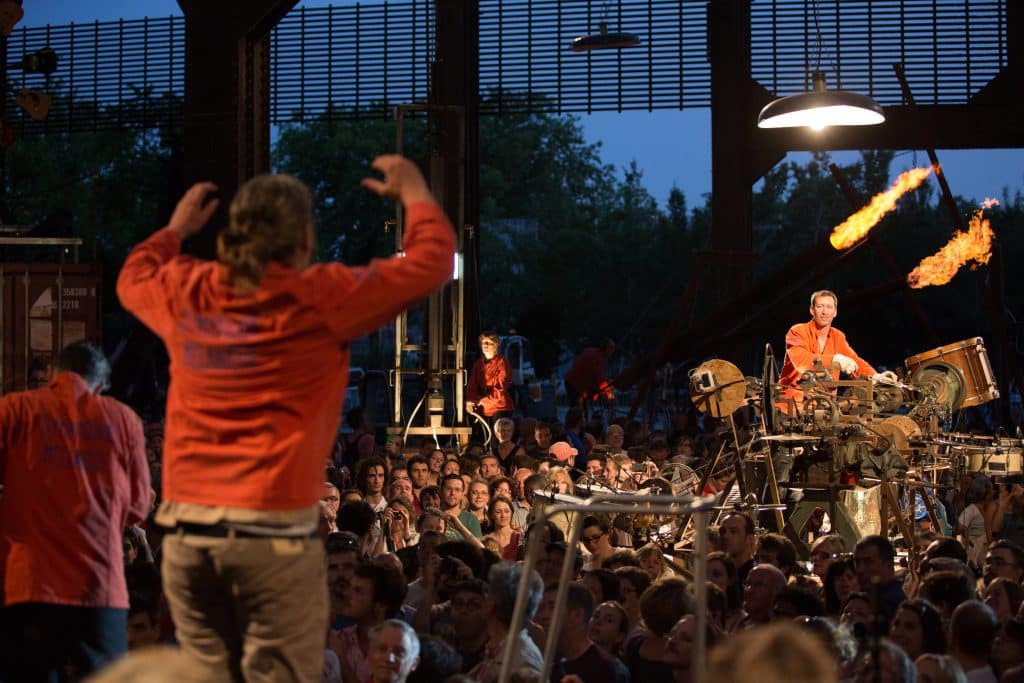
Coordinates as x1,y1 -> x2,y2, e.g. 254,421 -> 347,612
907,199 -> 998,289
830,167 -> 934,249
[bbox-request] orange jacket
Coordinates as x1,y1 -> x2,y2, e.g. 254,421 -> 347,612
779,320 -> 876,395
0,372 -> 149,608
466,355 -> 514,416
116,202 -> 455,511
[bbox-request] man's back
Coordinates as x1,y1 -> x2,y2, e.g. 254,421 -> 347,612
0,372 -> 149,609
117,202 -> 454,512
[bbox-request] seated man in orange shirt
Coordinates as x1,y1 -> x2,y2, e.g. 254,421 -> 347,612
779,289 -> 894,409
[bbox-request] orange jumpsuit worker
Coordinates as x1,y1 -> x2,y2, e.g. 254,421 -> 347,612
0,341 -> 150,680
779,289 -> 897,411
116,155 -> 455,683
465,332 -> 515,419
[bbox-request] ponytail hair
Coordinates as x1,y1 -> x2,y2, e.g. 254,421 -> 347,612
217,173 -> 314,283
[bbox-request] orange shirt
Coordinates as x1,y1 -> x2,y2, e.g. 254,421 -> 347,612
779,320 -> 876,396
116,202 -> 454,512
466,355 -> 514,416
0,372 -> 150,608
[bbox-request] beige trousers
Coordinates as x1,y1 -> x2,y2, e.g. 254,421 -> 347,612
162,532 -> 328,683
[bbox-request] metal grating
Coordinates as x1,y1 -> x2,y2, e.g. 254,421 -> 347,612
750,0 -> 1008,104
270,2 -> 435,121
1,0 -> 1011,133
477,0 -> 709,114
5,16 -> 183,134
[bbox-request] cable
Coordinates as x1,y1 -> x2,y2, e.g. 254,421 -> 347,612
402,391 -> 429,447
465,407 -> 493,447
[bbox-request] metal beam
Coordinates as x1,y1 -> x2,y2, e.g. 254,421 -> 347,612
176,0 -> 299,259
708,0 -> 755,359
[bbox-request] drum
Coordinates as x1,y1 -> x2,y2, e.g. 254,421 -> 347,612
905,337 -> 999,409
966,448 -> 1023,477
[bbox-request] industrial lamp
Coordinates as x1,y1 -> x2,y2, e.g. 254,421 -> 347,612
11,47 -> 59,76
569,21 -> 640,52
757,70 -> 885,130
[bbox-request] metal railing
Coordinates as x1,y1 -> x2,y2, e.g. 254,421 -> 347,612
499,490 -> 716,683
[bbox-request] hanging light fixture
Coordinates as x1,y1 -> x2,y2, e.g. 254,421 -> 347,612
569,21 -> 640,52
758,70 -> 884,130
757,2 -> 884,131
568,3 -> 640,53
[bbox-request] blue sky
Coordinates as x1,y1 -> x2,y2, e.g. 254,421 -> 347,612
28,0 -> 1024,209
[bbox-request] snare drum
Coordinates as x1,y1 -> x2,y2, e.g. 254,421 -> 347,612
905,337 -> 1000,409
966,448 -> 1023,477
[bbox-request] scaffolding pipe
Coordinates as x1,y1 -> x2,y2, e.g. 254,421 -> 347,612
498,492 -> 716,683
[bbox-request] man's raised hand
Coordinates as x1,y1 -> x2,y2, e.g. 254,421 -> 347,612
361,154 -> 435,206
169,182 -> 219,240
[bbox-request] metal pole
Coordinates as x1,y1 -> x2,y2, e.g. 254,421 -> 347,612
498,492 -> 716,683
693,509 -> 708,679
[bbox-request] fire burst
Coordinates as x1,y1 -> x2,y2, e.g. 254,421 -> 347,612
830,167 -> 934,249
907,199 -> 998,289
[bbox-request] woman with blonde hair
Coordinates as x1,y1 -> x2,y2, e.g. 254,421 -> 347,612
636,542 -> 674,582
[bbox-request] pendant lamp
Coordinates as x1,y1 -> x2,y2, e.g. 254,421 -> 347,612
758,71 -> 884,130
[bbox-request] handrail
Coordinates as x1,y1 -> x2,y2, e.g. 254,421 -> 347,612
498,491 -> 716,683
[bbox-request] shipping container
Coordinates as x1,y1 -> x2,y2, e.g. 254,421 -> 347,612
0,263 -> 102,395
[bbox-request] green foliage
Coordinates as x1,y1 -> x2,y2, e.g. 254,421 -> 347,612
3,89 -> 180,340
473,93 -> 702,373
7,85 -> 1017,381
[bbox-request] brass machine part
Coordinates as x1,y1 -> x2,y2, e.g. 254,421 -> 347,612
689,359 -> 747,418
873,415 -> 922,452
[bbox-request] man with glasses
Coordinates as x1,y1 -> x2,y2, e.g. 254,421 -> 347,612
984,539 -> 1024,585
441,474 -> 482,541
581,515 -> 615,572
324,483 -> 342,515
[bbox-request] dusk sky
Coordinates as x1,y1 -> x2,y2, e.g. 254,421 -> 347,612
29,0 -> 1024,210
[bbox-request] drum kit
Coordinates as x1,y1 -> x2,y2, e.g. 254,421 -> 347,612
565,337 -> 1016,554
677,336 -> 1019,551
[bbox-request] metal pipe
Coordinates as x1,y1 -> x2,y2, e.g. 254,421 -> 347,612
498,492 -> 716,683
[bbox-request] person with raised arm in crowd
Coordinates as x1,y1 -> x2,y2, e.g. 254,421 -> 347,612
0,341 -> 151,681
115,155 -> 455,682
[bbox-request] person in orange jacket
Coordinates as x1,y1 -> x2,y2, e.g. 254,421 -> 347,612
116,155 -> 455,683
0,341 -> 150,680
779,289 -> 894,410
465,332 -> 515,436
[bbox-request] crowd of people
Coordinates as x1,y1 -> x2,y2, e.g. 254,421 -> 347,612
4,152 -> 1024,683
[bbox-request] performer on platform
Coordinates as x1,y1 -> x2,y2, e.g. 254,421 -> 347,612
116,155 -> 455,682
0,341 -> 151,681
779,289 -> 892,405
465,332 -> 514,432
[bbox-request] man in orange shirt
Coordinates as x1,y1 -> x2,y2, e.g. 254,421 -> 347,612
779,289 -> 892,410
0,341 -> 150,680
116,155 -> 455,682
